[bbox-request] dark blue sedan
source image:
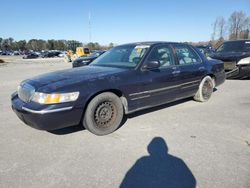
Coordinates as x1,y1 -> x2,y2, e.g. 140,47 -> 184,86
72,51 -> 106,68
11,42 -> 225,135
209,40 -> 250,79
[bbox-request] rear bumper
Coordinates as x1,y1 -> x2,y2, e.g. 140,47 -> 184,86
215,71 -> 226,87
11,93 -> 83,131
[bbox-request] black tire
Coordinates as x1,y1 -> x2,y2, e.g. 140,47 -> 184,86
194,76 -> 214,102
83,92 -> 124,136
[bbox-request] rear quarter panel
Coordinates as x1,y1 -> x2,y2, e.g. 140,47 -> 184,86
206,59 -> 226,86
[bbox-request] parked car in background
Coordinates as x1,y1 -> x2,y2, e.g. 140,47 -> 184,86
23,53 -> 39,59
41,51 -> 61,58
72,50 -> 106,68
22,50 -> 31,56
195,45 -> 214,57
58,51 -> 67,57
209,40 -> 250,79
1,51 -> 12,55
11,42 -> 225,136
12,51 -> 21,55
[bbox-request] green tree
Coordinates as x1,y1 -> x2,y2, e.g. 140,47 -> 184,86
86,42 -> 95,50
37,39 -> 47,50
66,40 -> 82,51
2,39 -> 10,50
86,42 -> 102,50
108,42 -> 114,49
54,40 -> 67,50
7,38 -> 15,50
16,40 -> 27,51
47,40 -> 55,50
27,39 -> 37,50
0,37 -> 3,50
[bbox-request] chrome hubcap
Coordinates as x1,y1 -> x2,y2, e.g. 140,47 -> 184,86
202,80 -> 213,100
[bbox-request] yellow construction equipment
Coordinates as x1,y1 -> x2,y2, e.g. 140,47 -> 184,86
76,47 -> 90,57
65,47 -> 90,62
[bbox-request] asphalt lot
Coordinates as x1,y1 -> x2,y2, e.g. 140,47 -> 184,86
0,56 -> 250,188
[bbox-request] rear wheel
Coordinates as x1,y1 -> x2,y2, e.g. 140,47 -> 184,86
194,76 -> 214,102
83,92 -> 124,136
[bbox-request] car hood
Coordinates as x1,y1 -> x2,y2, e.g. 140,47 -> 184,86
25,65 -> 128,91
210,51 -> 250,61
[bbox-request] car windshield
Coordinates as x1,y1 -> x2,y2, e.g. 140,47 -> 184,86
216,41 -> 250,53
91,44 -> 149,68
84,48 -> 90,54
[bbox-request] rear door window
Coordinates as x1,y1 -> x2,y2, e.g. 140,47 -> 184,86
173,44 -> 201,65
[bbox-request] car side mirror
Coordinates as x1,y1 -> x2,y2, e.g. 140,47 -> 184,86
143,61 -> 160,70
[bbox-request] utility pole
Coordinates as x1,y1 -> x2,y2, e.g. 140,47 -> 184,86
88,11 -> 91,43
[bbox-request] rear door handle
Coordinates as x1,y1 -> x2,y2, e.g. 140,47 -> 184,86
172,70 -> 181,74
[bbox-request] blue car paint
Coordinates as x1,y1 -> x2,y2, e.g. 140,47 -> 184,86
11,42 -> 225,131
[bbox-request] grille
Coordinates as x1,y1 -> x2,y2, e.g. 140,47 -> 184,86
224,61 -> 237,71
17,83 -> 35,102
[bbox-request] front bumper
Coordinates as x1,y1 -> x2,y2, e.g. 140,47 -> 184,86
11,93 -> 83,131
226,64 -> 250,79
72,62 -> 82,68
72,61 -> 89,68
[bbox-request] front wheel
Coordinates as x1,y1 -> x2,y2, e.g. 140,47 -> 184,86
194,76 -> 214,102
83,92 -> 124,136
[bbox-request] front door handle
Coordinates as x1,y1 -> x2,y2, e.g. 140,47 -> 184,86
199,67 -> 205,71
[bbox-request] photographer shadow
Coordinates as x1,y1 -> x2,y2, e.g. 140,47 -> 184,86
120,137 -> 196,188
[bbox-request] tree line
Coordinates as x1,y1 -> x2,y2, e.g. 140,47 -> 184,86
192,10 -> 250,49
0,38 -> 114,51
212,10 -> 250,41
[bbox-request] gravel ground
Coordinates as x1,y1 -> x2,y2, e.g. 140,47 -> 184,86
0,58 -> 250,188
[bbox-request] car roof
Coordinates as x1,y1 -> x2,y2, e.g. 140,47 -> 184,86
118,41 -> 187,47
196,45 -> 207,48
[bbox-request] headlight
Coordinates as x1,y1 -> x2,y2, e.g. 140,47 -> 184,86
31,92 -> 79,104
237,57 -> 250,65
